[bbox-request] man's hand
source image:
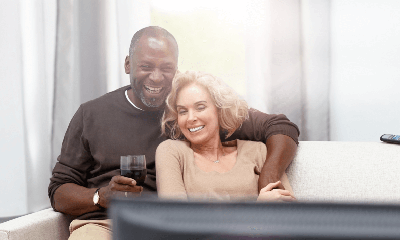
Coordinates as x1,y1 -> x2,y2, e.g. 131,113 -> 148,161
99,175 -> 143,208
257,181 -> 296,202
53,176 -> 143,216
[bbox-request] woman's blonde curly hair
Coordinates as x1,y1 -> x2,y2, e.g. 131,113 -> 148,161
161,71 -> 249,139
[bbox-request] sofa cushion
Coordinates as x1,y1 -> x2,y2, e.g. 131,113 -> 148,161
287,141 -> 400,203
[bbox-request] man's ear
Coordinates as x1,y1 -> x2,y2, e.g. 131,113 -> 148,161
124,56 -> 130,74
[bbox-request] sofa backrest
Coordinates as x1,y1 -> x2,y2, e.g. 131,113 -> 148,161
286,141 -> 400,203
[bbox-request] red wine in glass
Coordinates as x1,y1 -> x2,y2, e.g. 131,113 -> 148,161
120,168 -> 147,186
120,155 -> 147,186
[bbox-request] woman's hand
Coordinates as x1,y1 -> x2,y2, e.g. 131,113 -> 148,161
257,180 -> 296,202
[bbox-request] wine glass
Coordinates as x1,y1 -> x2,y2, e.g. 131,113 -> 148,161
120,155 -> 147,186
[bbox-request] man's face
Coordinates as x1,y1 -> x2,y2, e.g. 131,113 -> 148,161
125,36 -> 178,110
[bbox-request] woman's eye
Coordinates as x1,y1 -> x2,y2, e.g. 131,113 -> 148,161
178,110 -> 187,114
197,105 -> 206,111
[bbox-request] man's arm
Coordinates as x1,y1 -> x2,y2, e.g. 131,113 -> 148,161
53,176 -> 141,216
258,134 -> 297,191
49,105 -> 141,216
53,183 -> 100,216
223,109 -> 299,192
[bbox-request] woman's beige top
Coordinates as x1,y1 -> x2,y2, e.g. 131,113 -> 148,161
156,139 -> 267,201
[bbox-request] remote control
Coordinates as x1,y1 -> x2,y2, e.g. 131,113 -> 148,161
380,134 -> 400,144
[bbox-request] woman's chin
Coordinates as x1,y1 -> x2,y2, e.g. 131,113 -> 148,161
184,135 -> 206,145
183,129 -> 221,146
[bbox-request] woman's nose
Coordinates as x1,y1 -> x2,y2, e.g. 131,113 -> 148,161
187,110 -> 197,122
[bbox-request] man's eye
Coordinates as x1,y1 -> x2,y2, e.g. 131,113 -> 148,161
162,67 -> 174,72
141,65 -> 151,69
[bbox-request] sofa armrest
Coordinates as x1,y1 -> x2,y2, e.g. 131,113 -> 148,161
0,208 -> 74,240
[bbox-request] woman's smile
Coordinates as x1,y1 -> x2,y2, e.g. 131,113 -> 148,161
189,125 -> 205,132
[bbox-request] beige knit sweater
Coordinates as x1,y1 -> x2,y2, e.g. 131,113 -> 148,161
156,139 -> 291,201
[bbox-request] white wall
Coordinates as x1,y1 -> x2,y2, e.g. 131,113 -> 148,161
0,1 -> 28,217
330,0 -> 400,141
0,0 -> 56,218
20,0 -> 56,213
1,0 -> 400,218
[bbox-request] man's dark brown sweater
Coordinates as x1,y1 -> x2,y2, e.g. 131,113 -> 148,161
48,85 -> 299,220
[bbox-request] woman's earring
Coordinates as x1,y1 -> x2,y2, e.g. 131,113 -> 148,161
171,126 -> 177,140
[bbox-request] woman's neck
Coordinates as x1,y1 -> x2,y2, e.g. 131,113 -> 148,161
191,139 -> 225,160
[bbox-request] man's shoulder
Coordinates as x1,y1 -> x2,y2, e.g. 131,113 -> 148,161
80,85 -> 130,111
248,108 -> 283,119
84,85 -> 130,105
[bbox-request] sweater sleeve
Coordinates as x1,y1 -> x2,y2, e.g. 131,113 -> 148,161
223,108 -> 300,145
48,105 -> 94,210
155,140 -> 188,200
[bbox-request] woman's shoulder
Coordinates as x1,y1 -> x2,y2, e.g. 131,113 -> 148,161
155,140 -> 191,166
237,140 -> 267,164
157,139 -> 191,152
237,139 -> 266,152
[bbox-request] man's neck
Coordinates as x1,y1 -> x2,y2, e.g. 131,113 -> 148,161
126,88 -> 163,112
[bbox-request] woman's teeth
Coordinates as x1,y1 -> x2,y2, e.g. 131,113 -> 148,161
145,85 -> 162,94
189,126 -> 204,132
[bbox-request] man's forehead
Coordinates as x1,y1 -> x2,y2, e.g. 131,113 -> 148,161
134,35 -> 178,60
147,37 -> 166,48
138,34 -> 175,49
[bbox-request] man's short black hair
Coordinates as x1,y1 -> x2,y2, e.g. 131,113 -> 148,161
129,26 -> 179,58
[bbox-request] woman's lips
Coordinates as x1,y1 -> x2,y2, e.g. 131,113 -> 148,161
189,126 -> 205,132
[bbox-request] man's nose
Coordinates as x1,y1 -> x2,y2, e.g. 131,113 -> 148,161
149,68 -> 163,82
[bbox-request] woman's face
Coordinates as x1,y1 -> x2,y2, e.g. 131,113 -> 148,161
176,83 -> 220,145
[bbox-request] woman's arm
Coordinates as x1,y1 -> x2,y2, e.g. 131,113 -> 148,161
155,140 -> 188,200
256,174 -> 296,202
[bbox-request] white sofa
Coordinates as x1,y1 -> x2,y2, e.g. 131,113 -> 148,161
1,141 -> 399,240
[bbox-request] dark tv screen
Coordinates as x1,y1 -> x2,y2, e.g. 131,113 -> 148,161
110,197 -> 400,240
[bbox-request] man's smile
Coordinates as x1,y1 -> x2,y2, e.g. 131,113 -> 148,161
144,85 -> 162,94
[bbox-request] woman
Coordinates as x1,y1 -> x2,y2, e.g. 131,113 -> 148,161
156,71 -> 295,202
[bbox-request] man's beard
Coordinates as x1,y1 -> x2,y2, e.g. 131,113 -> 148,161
132,84 -> 164,108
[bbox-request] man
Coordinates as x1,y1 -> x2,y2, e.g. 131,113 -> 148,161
49,26 -> 299,239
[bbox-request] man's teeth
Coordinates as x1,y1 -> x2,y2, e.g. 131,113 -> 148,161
145,85 -> 162,94
189,126 -> 204,132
